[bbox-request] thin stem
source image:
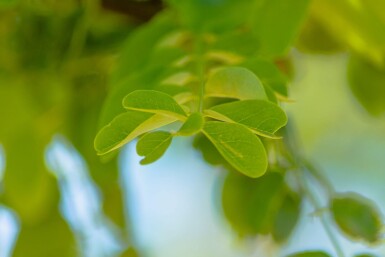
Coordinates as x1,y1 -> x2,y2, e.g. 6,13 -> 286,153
295,169 -> 345,257
65,0 -> 97,63
283,122 -> 344,256
195,33 -> 206,113
303,159 -> 335,197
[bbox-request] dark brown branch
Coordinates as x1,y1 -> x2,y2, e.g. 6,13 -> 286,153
101,0 -> 164,22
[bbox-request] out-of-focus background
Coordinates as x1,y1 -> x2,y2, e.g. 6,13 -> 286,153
1,0 -> 385,256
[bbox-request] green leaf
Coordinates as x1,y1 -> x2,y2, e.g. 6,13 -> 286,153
311,0 -> 385,66
177,112 -> 204,136
202,121 -> 267,178
348,55 -> 385,117
121,247 -> 140,257
94,111 -> 177,155
239,58 -> 288,97
222,171 -> 286,236
113,11 -> 178,80
136,131 -> 172,165
331,193 -> 382,243
296,16 -> 344,54
12,211 -> 76,257
100,64 -> 183,128
193,134 -> 228,167
0,0 -> 18,7
123,90 -> 187,120
354,254 -> 377,257
205,67 -> 267,101
2,130 -> 58,225
166,0 -> 253,32
286,251 -> 331,257
272,192 -> 301,242
206,100 -> 287,138
252,0 -> 311,57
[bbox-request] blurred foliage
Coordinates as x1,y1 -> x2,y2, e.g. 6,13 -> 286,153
0,0 -> 385,256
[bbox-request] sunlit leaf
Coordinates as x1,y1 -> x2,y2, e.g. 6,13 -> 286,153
203,121 -> 267,178
95,111 -> 177,155
123,90 -> 187,120
206,100 -> 287,138
205,67 -> 267,100
252,0 -> 311,57
348,55 -> 385,117
136,131 -> 173,165
331,193 -> 382,243
286,251 -> 331,257
311,0 -> 385,66
177,112 -> 204,136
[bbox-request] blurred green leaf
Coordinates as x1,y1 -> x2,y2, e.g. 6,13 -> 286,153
123,90 -> 187,120
136,131 -> 173,165
177,112 -> 204,136
252,0 -> 311,57
348,55 -> 385,117
193,134 -> 228,167
0,0 -> 18,8
222,171 -> 261,236
272,191 -> 301,242
114,11 -> 178,80
286,251 -> 331,257
63,70 -> 127,228
95,111 -> 177,155
206,99 -> 287,138
121,247 -> 140,257
331,193 -> 382,243
12,211 -> 75,257
166,0 -> 253,32
247,172 -> 285,234
222,171 -> 286,236
354,254 -> 377,257
239,58 -> 288,97
311,0 -> 385,66
205,67 -> 267,100
212,31 -> 260,56
203,121 -> 267,178
1,129 -> 59,225
296,16 -> 344,54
